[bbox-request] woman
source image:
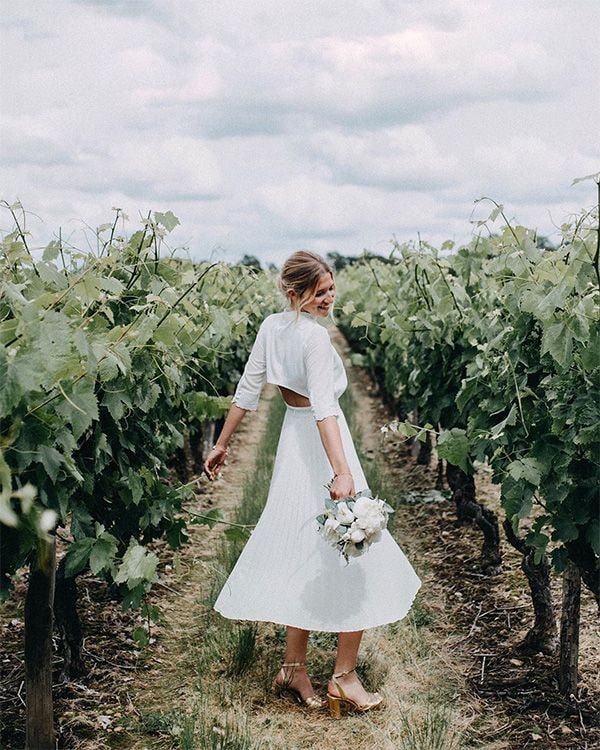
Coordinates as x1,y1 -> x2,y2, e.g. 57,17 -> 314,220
203,251 -> 421,718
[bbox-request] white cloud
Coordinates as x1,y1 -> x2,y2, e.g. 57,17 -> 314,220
308,126 -> 458,190
1,0 -> 599,261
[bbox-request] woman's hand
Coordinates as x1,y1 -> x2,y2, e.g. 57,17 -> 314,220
203,445 -> 229,481
330,473 -> 355,501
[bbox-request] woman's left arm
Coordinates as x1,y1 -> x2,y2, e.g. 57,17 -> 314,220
315,417 -> 355,500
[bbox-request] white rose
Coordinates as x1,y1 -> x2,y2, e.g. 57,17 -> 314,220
353,496 -> 377,516
353,497 -> 385,536
349,522 -> 366,543
335,502 -> 355,525
323,517 -> 341,544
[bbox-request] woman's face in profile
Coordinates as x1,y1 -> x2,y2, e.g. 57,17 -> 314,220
300,272 -> 336,317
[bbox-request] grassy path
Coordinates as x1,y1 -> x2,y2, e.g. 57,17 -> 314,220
1,327 -> 597,748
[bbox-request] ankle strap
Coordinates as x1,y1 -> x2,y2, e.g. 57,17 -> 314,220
332,667 -> 356,679
281,661 -> 304,668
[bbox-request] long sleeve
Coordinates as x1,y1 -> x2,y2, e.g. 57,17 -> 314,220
231,322 -> 267,411
304,325 -> 340,422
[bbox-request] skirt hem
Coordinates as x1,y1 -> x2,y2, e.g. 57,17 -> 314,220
213,581 -> 421,633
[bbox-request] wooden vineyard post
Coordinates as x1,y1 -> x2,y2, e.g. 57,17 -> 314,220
559,559 -> 581,696
24,535 -> 56,750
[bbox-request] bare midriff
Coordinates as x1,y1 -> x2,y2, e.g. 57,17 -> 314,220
278,385 -> 311,407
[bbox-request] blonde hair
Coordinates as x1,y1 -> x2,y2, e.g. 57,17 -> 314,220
278,250 -> 334,314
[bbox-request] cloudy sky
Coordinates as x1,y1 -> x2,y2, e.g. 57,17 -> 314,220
1,1 -> 599,265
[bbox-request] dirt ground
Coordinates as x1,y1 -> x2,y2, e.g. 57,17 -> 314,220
1,326 -> 598,749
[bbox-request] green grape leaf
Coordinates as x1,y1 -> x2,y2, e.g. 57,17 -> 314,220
165,519 -> 189,548
56,383 -> 99,440
89,533 -> 118,575
224,526 -> 251,543
42,241 -> 61,262
541,321 -> 572,368
64,537 -> 95,577
98,276 -> 125,295
186,392 -> 231,421
114,540 -> 159,590
507,457 -> 543,487
36,445 -> 64,483
396,420 -> 419,438
436,428 -> 470,473
551,516 -> 579,542
154,211 -> 180,232
580,328 -> 600,371
132,625 -> 150,646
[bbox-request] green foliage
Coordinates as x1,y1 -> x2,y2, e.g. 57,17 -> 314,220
336,202 -> 600,577
0,206 -> 280,604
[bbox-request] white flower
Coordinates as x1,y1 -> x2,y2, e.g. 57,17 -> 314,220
316,489 -> 390,563
353,496 -> 385,536
335,502 -> 355,525
322,517 -> 340,544
350,528 -> 366,543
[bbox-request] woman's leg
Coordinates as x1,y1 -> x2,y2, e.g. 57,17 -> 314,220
334,630 -> 363,673
284,625 -> 310,663
329,630 -> 379,704
275,626 -> 317,700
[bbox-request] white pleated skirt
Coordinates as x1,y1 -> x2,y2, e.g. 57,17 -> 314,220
213,402 -> 422,632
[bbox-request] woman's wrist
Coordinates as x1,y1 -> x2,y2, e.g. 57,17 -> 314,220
212,443 -> 229,453
333,471 -> 352,479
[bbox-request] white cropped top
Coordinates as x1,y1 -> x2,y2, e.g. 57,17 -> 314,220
231,310 -> 348,421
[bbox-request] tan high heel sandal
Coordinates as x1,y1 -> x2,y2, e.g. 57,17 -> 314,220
327,667 -> 383,719
273,662 -> 324,710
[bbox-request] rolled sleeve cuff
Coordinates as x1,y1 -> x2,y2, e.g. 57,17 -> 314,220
312,402 -> 341,422
231,390 -> 260,411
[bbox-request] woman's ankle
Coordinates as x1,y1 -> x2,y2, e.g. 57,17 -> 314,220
332,665 -> 356,677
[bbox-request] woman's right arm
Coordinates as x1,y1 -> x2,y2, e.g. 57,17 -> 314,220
203,321 -> 268,480
203,404 -> 248,480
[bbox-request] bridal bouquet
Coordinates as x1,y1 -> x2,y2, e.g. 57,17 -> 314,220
316,487 -> 394,563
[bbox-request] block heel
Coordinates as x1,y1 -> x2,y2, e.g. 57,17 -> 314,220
327,694 -> 345,719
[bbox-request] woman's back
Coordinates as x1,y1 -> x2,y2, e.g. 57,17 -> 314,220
232,310 -> 348,421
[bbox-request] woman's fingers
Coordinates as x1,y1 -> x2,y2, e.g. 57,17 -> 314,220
329,475 -> 355,500
329,485 -> 356,500
203,452 -> 226,481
